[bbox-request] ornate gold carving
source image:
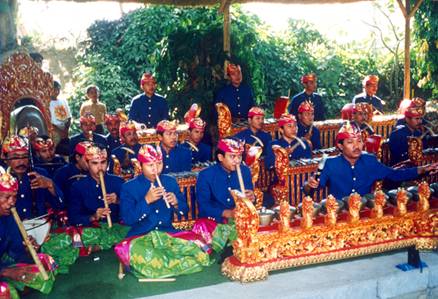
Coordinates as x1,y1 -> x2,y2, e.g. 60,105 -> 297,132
215,103 -> 232,138
417,181 -> 430,212
324,195 -> 338,226
348,193 -> 361,223
0,52 -> 53,138
407,136 -> 423,165
371,190 -> 386,219
301,196 -> 314,229
131,158 -> 142,177
230,190 -> 259,248
245,145 -> 264,209
395,188 -> 409,216
278,200 -> 291,233
111,155 -> 122,176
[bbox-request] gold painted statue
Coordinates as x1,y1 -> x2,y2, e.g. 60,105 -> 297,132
230,190 -> 259,248
278,200 -> 291,233
245,145 -> 263,209
348,193 -> 362,223
111,155 -> 122,176
131,158 -> 142,176
324,195 -> 338,226
395,188 -> 409,216
371,190 -> 386,219
215,103 -> 232,138
407,136 -> 423,165
417,181 -> 431,212
301,196 -> 314,229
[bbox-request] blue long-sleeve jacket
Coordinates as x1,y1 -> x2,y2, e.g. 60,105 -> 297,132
128,93 -> 169,128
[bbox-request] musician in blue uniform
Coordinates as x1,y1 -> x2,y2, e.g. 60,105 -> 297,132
196,138 -> 255,223
69,113 -> 107,155
233,106 -> 272,156
109,120 -> 141,174
0,168 -> 34,284
156,120 -> 192,174
33,135 -> 66,178
128,72 -> 169,128
214,63 -> 255,120
351,103 -> 375,136
389,98 -> 428,166
288,73 -> 325,121
304,122 -> 437,200
352,75 -> 384,113
120,144 -> 188,237
181,117 -> 212,165
69,145 -> 123,226
3,135 -> 64,220
296,101 -> 321,150
104,113 -> 121,153
53,141 -> 91,207
265,113 -> 312,170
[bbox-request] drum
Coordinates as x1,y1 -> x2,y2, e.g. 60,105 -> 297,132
23,217 -> 51,245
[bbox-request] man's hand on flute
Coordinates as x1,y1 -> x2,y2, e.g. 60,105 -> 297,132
105,193 -> 118,205
222,209 -> 234,219
90,207 -> 111,222
164,192 -> 178,209
23,236 -> 40,252
244,190 -> 255,202
145,185 -> 165,204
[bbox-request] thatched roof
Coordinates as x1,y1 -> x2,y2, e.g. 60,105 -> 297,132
46,0 -> 374,5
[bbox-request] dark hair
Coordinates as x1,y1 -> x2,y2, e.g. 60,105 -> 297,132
86,85 -> 100,94
215,148 -> 225,163
53,81 -> 61,89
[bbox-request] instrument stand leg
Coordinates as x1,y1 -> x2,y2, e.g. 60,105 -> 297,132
118,262 -> 126,280
395,246 -> 428,272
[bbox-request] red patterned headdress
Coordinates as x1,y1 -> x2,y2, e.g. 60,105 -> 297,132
277,113 -> 297,127
33,137 -> 54,151
189,117 -> 206,130
184,103 -> 202,124
74,141 -> 93,155
0,167 -> 18,193
226,64 -> 241,76
218,138 -> 244,155
104,113 -> 121,125
140,73 -> 156,86
2,135 -> 28,154
80,113 -> 96,125
301,73 -> 316,84
298,101 -> 314,113
84,145 -> 107,161
404,97 -> 425,118
138,145 -> 163,164
362,75 -> 379,87
245,146 -> 262,166
336,121 -> 362,144
341,103 -> 355,120
119,120 -> 137,137
156,120 -> 177,133
248,107 -> 265,118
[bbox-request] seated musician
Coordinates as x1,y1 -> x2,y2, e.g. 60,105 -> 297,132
351,103 -> 374,137
3,135 -> 64,220
288,73 -> 325,121
109,120 -> 141,175
128,72 -> 169,128
53,141 -> 91,207
156,120 -> 192,174
389,98 -> 431,166
265,113 -> 312,169
296,101 -> 321,150
395,97 -> 430,128
68,145 -> 123,226
33,135 -> 66,178
69,113 -> 107,155
104,113 -> 121,153
181,117 -> 212,165
120,144 -> 188,237
304,122 -> 437,200
196,138 -> 254,223
214,63 -> 255,120
0,167 -> 56,296
233,106 -> 272,156
352,75 -> 384,114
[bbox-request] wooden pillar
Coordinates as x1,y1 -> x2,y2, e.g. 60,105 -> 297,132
223,3 -> 231,55
403,0 -> 411,100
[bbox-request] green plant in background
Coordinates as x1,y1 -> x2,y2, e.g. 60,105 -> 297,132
414,0 -> 438,99
68,3 -> 411,132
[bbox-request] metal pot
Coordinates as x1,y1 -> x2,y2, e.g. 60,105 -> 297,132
320,199 -> 345,214
258,209 -> 275,226
273,205 -> 297,220
297,202 -> 322,217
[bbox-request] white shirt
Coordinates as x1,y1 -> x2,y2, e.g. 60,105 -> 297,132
49,98 -> 71,129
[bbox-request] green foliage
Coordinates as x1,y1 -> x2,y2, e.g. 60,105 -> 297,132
414,1 -> 438,99
70,4 -> 404,125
